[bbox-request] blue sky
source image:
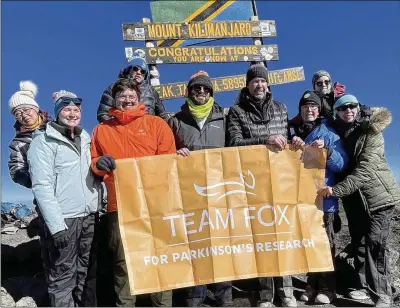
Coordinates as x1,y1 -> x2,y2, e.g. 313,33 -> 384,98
2,1 -> 399,205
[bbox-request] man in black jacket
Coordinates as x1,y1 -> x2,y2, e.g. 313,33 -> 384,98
227,64 -> 296,307
97,57 -> 169,122
168,71 -> 233,307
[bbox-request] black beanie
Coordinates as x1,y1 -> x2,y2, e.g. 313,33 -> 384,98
246,64 -> 269,85
298,90 -> 322,113
187,71 -> 214,96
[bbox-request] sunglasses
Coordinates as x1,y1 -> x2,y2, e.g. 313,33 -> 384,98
316,80 -> 331,87
193,85 -> 211,93
132,67 -> 147,75
336,103 -> 358,111
57,97 -> 83,105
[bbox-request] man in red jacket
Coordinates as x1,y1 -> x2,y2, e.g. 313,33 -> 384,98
91,78 -> 176,307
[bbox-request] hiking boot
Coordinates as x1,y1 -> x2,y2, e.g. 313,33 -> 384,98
258,301 -> 274,307
315,291 -> 336,304
348,289 -> 370,300
258,301 -> 273,307
280,295 -> 297,307
300,287 -> 317,302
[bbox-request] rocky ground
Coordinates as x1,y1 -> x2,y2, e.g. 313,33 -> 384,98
1,207 -> 399,307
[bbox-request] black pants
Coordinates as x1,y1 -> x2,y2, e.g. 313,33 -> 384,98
183,281 -> 232,306
306,212 -> 336,292
343,194 -> 394,304
107,211 -> 173,307
39,214 -> 97,307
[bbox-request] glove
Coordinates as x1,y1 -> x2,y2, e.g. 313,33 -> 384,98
96,155 -> 116,172
333,82 -> 346,98
52,229 -> 70,249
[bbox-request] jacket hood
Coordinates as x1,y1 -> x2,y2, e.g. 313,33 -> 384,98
118,57 -> 150,82
370,107 -> 391,133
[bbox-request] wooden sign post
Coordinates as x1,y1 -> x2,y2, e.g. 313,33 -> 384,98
122,3 -> 305,104
154,67 -> 305,100
123,20 -> 277,41
126,45 -> 278,64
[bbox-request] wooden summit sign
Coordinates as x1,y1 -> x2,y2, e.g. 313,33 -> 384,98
154,67 -> 305,100
125,45 -> 278,64
123,20 -> 277,41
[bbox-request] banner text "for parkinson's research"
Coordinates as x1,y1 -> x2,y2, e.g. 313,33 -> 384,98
143,239 -> 315,266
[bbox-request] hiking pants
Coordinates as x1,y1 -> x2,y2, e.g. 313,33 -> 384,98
39,213 -> 97,307
183,281 -> 233,306
344,194 -> 395,304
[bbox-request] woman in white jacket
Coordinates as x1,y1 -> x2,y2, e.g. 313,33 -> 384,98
28,90 -> 100,307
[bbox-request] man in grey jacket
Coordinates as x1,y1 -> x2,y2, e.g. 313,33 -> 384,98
168,71 -> 233,307
97,57 -> 169,122
28,90 -> 101,307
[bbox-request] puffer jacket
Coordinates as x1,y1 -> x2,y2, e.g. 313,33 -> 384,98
168,102 -> 226,150
227,88 -> 288,146
97,66 -> 168,123
8,111 -> 50,188
332,107 -> 400,213
299,120 -> 348,212
27,123 -> 101,235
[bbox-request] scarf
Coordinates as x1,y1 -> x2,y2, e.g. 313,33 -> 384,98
109,104 -> 146,125
187,97 -> 214,120
23,114 -> 43,131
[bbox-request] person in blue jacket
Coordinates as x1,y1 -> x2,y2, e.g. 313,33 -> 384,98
290,90 -> 348,305
27,90 -> 101,307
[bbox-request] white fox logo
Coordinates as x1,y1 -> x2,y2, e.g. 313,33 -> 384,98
194,170 -> 256,200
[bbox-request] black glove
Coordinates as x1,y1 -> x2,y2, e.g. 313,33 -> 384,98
52,229 -> 70,249
96,155 -> 116,172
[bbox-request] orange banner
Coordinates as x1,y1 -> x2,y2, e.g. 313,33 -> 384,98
114,145 -> 333,295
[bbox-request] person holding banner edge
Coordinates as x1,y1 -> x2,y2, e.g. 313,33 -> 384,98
168,71 -> 233,307
227,64 -> 296,307
318,94 -> 400,307
90,78 -> 176,307
290,90 -> 348,304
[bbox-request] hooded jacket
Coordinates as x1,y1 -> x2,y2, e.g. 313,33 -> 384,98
227,88 -> 289,146
332,107 -> 400,213
27,123 -> 101,235
97,59 -> 168,122
168,102 -> 226,150
91,106 -> 176,213
8,110 -> 50,188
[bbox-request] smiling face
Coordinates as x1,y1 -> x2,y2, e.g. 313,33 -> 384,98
247,77 -> 269,101
115,88 -> 139,110
336,103 -> 359,123
189,85 -> 211,105
58,105 -> 81,128
13,107 -> 39,127
314,76 -> 332,95
300,103 -> 320,122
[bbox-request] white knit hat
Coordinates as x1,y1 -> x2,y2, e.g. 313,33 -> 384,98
8,81 -> 39,114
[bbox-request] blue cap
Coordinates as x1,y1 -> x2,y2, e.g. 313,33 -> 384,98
333,94 -> 359,110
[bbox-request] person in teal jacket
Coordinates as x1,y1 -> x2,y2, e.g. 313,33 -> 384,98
291,90 -> 348,305
27,90 -> 101,307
